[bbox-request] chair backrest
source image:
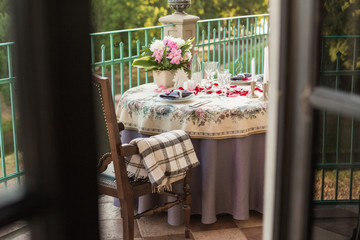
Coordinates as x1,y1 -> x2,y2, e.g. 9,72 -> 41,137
92,74 -> 130,197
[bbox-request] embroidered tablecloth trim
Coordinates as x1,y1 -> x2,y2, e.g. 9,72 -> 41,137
123,124 -> 267,139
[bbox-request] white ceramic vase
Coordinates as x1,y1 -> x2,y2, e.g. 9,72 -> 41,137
153,70 -> 175,88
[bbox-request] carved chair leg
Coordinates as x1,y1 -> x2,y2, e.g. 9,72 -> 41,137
120,199 -> 135,240
183,170 -> 192,239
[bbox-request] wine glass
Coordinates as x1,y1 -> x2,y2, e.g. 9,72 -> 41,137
203,62 -> 219,87
217,70 -> 231,96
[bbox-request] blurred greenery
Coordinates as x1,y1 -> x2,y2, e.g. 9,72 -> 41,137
89,0 -> 269,64
90,0 -> 268,33
320,0 -> 360,70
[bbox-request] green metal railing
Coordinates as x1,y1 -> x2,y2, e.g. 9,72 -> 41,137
315,36 -> 360,203
90,25 -> 173,98
0,42 -> 23,191
196,14 -> 269,76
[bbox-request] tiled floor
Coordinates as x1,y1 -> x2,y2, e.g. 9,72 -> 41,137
3,196 -> 358,239
98,195 -> 263,240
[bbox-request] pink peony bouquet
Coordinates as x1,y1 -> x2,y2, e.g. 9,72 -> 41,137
132,36 -> 193,72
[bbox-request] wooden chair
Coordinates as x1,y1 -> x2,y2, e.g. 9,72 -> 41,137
92,74 -> 192,240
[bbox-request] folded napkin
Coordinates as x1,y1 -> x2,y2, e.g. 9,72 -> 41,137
159,90 -> 193,100
230,73 -> 263,82
230,73 -> 252,81
125,130 -> 200,191
254,74 -> 264,82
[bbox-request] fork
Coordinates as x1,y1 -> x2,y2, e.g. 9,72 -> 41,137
189,100 -> 211,108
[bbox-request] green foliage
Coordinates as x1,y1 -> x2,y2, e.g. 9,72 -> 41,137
90,0 -> 269,33
321,0 -> 360,70
0,0 -> 10,43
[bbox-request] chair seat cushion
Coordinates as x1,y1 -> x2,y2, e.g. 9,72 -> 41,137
100,161 -> 116,180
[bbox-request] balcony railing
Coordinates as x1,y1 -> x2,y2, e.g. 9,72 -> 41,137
0,42 -> 23,192
196,14 -> 269,76
314,35 -> 360,203
90,24 -> 174,98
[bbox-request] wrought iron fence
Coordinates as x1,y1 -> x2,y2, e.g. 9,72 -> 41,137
196,14 -> 269,76
315,35 -> 360,203
90,25 -> 173,98
0,42 -> 23,191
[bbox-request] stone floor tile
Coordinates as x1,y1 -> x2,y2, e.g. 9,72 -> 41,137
143,233 -> 194,240
99,218 -> 141,240
313,207 -> 358,219
137,212 -> 185,237
0,222 -> 28,238
312,226 -> 348,240
313,219 -> 357,238
190,214 -> 237,232
191,228 -> 247,240
98,202 -> 122,220
233,211 -> 263,229
241,226 -> 262,240
99,195 -> 116,204
6,232 -> 31,240
0,226 -> 30,240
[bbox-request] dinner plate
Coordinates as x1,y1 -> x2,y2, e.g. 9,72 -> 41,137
158,93 -> 195,103
230,80 -> 252,85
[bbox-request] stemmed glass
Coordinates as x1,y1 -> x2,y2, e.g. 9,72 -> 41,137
203,62 -> 219,87
217,70 -> 231,96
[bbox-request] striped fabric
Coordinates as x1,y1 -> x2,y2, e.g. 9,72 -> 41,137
126,130 -> 199,190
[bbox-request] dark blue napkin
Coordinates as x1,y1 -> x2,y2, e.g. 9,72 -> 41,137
159,90 -> 193,100
230,73 -> 252,81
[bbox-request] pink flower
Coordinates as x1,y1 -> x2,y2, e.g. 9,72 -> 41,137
195,109 -> 206,120
167,48 -> 183,65
167,39 -> 178,50
152,48 -> 163,63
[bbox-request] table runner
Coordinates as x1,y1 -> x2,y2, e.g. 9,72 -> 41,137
117,83 -> 268,139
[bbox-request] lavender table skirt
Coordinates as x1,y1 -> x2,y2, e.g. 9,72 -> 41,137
117,130 -> 265,225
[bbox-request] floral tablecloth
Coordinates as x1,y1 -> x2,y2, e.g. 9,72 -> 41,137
116,83 -> 268,139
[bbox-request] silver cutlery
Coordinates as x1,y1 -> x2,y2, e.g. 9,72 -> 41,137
189,100 -> 211,108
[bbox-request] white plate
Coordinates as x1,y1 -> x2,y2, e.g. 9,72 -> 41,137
158,93 -> 195,103
230,80 -> 252,85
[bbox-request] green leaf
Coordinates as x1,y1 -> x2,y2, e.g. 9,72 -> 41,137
132,56 -> 158,69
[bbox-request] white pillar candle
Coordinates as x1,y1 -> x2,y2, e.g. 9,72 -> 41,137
251,58 -> 255,81
264,47 -> 269,83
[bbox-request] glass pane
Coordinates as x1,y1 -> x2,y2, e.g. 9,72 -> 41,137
318,0 -> 360,96
311,1 -> 360,238
312,110 -> 360,239
0,1 -> 24,198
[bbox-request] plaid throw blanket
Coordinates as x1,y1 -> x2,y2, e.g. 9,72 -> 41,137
126,130 -> 199,191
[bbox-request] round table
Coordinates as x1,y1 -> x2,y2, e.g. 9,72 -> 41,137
116,83 -> 268,139
116,83 -> 268,224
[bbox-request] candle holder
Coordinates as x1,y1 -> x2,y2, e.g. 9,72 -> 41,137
247,81 -> 258,99
260,82 -> 269,101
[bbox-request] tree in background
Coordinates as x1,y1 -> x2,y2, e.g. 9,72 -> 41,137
89,0 -> 269,63
0,0 -> 10,43
321,0 -> 360,70
90,0 -> 268,33
0,0 -> 11,79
